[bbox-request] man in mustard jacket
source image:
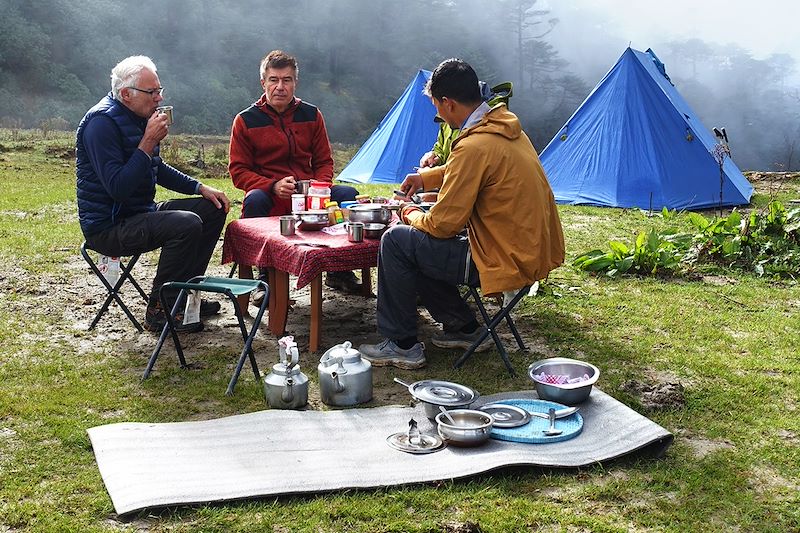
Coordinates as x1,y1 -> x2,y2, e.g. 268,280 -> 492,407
359,58 -> 564,370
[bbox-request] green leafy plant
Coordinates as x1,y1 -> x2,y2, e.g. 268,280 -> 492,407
573,228 -> 691,277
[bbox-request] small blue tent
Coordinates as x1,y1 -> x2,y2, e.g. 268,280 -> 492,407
337,70 -> 438,184
540,48 -> 753,210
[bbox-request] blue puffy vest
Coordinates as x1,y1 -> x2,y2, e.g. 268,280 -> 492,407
75,94 -> 161,236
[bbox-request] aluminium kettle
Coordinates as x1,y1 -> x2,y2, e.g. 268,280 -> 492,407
318,341 -> 372,407
263,336 -> 308,409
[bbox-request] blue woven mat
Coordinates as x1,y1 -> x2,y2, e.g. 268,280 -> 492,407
490,399 -> 583,444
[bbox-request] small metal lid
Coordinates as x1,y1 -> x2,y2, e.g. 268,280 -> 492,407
479,403 -> 532,428
386,432 -> 446,454
411,380 -> 477,406
271,362 -> 302,377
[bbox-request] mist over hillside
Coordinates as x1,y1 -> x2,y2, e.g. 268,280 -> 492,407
1,0 -> 797,170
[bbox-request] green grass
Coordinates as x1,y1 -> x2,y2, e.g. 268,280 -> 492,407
0,130 -> 798,532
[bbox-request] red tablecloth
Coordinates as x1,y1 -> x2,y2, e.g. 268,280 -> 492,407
222,217 -> 383,289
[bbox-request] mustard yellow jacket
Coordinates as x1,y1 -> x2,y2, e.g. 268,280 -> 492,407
410,104 -> 565,295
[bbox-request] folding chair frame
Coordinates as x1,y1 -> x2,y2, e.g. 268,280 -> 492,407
453,285 -> 531,377
81,242 -> 148,332
142,276 -> 269,395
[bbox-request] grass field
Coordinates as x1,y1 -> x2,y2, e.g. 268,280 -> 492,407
0,129 -> 798,532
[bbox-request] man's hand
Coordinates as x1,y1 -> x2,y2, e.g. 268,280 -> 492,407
272,176 -> 297,200
419,151 -> 440,168
399,173 -> 424,197
138,111 -> 170,156
199,184 -> 231,213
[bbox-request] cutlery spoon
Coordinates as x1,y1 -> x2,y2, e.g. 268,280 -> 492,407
543,407 -> 563,436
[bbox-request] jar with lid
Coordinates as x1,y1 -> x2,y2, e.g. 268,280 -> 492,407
325,200 -> 344,225
307,181 -> 331,210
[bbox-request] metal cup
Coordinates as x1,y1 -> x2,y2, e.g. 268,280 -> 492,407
156,105 -> 174,125
295,180 -> 311,195
280,215 -> 296,236
346,222 -> 364,243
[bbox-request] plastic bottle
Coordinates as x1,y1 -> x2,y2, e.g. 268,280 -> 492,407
307,181 -> 331,210
325,201 -> 344,225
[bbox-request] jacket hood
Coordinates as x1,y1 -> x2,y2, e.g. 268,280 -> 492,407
460,103 -> 521,143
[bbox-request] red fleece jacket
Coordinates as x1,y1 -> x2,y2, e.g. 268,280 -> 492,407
228,95 -> 334,215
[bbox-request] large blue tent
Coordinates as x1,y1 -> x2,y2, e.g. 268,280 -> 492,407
337,70 -> 438,184
540,48 -> 753,210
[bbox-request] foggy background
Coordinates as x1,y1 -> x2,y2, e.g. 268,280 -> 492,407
1,0 -> 798,171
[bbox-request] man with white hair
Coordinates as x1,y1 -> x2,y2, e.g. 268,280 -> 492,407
76,55 -> 230,333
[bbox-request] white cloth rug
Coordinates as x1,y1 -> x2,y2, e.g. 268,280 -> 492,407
88,389 -> 672,515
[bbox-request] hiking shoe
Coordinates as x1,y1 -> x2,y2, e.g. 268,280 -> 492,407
251,287 -> 267,307
358,339 -> 426,369
200,299 -> 221,317
325,271 -> 362,294
144,304 -> 204,333
431,327 -> 493,352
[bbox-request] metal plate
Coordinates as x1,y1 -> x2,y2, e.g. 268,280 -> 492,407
479,403 -> 532,428
386,432 -> 446,454
409,380 -> 478,406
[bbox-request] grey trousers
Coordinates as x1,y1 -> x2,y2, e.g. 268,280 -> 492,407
376,225 -> 478,341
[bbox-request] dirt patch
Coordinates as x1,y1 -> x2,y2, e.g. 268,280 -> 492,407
44,145 -> 75,159
620,377 -> 686,410
682,433 -> 735,459
440,522 -> 483,533
37,252 -> 546,411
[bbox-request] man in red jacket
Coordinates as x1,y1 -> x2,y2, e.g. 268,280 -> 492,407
229,50 -> 361,301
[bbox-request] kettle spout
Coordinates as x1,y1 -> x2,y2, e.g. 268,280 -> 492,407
330,371 -> 346,393
281,377 -> 295,403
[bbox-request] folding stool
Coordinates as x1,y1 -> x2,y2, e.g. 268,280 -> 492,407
81,241 -> 148,332
142,276 -> 269,395
453,284 -> 532,377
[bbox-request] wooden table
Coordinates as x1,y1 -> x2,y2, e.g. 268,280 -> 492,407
222,217 -> 380,351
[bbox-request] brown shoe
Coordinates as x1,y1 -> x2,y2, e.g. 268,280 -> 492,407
325,271 -> 362,294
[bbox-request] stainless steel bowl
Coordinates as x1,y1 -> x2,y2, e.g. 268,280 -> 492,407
528,357 -> 600,405
363,223 -> 387,239
348,204 -> 391,225
435,409 -> 493,447
296,210 -> 329,231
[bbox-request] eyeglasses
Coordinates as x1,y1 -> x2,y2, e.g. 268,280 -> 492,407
128,86 -> 164,96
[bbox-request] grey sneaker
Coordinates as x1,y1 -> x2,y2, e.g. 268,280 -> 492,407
431,327 -> 493,352
358,339 -> 426,369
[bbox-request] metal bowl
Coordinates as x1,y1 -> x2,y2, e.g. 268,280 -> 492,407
528,357 -> 600,405
348,203 -> 391,225
296,210 -> 329,231
363,223 -> 387,239
435,409 -> 493,447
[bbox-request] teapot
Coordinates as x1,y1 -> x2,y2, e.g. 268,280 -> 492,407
263,336 -> 308,409
318,341 -> 373,407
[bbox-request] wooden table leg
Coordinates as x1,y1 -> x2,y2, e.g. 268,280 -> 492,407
268,268 -> 290,337
237,264 -> 253,317
310,273 -> 323,352
360,267 -> 372,297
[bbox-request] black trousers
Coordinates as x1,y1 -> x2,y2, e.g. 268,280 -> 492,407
376,224 -> 479,341
85,197 -> 227,304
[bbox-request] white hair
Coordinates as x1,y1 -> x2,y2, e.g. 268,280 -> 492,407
110,56 -> 158,100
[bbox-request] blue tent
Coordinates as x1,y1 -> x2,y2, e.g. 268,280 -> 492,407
540,48 -> 753,210
337,70 -> 438,184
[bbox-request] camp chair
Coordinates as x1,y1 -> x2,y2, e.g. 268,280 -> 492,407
81,241 -> 148,332
142,276 -> 269,395
453,284 -> 531,377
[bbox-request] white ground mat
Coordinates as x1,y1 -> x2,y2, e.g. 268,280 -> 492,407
88,389 -> 672,515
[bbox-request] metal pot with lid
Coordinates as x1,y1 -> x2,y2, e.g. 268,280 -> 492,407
263,336 -> 308,409
394,378 -> 479,419
347,203 -> 391,225
318,341 -> 373,406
